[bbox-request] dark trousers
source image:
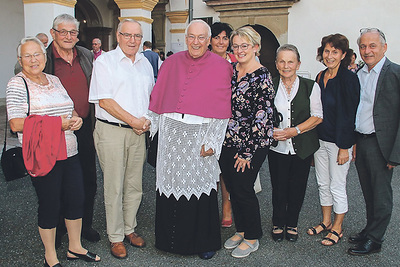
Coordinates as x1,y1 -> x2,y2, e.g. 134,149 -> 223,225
219,146 -> 267,240
268,150 -> 312,228
75,115 -> 97,229
31,155 -> 84,229
355,135 -> 393,244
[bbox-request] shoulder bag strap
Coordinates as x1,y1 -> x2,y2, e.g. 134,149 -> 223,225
3,76 -> 30,153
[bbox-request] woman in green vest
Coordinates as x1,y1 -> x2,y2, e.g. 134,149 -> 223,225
269,44 -> 323,242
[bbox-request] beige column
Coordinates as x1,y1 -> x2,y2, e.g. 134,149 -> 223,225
166,10 -> 188,53
23,0 -> 76,40
114,0 -> 158,48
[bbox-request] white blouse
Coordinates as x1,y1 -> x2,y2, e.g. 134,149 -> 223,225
271,76 -> 323,155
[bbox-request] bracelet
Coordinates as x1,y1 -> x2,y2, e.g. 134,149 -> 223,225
295,126 -> 301,134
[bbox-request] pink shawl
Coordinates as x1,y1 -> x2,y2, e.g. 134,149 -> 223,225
149,50 -> 233,119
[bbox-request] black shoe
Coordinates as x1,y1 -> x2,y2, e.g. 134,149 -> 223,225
285,227 -> 298,242
271,226 -> 284,242
347,238 -> 381,256
348,229 -> 367,244
82,227 -> 101,242
198,251 -> 216,260
67,249 -> 100,262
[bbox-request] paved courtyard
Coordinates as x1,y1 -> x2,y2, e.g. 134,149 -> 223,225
0,104 -> 399,267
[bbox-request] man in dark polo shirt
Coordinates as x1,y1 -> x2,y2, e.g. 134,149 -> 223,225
44,13 -> 99,246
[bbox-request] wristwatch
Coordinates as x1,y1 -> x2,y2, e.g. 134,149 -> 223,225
295,126 -> 301,135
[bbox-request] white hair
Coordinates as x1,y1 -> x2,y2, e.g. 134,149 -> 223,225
117,19 -> 142,33
17,36 -> 46,58
357,28 -> 386,46
53,14 -> 79,30
185,20 -> 211,38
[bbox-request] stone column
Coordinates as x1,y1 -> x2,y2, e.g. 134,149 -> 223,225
114,0 -> 158,48
23,0 -> 76,40
165,10 -> 188,53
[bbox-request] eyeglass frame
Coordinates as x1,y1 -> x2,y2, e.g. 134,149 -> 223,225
186,34 -> 209,43
118,32 -> 143,40
231,43 -> 252,51
19,52 -> 46,60
52,28 -> 79,37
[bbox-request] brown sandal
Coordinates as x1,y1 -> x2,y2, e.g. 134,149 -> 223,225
321,230 -> 343,246
307,222 -> 331,236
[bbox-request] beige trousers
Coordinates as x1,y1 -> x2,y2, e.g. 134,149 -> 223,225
94,120 -> 146,242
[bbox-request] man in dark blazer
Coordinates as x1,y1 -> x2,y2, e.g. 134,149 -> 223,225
348,28 -> 400,255
44,14 -> 100,247
142,41 -> 160,81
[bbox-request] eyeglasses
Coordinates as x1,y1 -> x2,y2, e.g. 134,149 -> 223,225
19,52 -> 45,60
232,43 -> 252,51
187,35 -> 208,43
119,32 -> 143,40
359,28 -> 386,42
52,28 -> 79,37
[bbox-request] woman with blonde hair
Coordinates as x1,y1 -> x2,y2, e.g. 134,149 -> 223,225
219,26 -> 274,258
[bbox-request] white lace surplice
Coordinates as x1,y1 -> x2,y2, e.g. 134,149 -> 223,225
149,112 -> 228,200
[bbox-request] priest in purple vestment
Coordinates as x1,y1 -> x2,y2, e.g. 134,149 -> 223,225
148,19 -> 233,260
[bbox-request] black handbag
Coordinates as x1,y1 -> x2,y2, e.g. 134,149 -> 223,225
1,77 -> 29,181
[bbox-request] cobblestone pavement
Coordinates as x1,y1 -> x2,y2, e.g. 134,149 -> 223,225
0,105 -> 399,267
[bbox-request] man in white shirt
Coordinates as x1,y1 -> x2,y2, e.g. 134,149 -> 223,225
89,19 -> 154,259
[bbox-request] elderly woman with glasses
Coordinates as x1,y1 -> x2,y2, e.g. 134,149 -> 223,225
7,37 -> 100,266
219,26 -> 274,258
307,33 -> 360,246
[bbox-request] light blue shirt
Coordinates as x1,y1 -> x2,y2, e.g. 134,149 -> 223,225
355,56 -> 386,134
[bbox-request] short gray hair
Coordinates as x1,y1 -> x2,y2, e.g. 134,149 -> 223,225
117,19 -> 142,33
357,28 -> 386,46
276,44 -> 301,62
93,38 -> 101,45
185,20 -> 211,38
17,36 -> 46,58
35,33 -> 48,40
53,14 -> 79,30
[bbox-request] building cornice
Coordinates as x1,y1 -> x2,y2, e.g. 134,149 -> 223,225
170,29 -> 186,34
119,16 -> 154,24
23,0 -> 76,7
205,0 -> 299,12
166,11 -> 189,24
114,0 -> 158,11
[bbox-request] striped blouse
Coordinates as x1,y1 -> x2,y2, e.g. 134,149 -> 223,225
6,73 -> 78,157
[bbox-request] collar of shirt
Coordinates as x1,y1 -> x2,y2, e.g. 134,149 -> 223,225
278,76 -> 299,101
52,45 -> 77,62
115,45 -> 144,65
361,56 -> 386,75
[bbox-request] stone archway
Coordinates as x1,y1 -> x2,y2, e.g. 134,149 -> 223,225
249,24 -> 280,78
75,0 -> 112,50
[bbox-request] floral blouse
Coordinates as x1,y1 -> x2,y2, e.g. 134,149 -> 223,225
223,63 -> 275,161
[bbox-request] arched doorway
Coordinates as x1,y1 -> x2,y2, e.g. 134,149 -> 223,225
248,24 -> 280,78
75,0 -> 112,50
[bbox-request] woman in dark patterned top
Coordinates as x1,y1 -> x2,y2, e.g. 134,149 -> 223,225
219,26 -> 274,259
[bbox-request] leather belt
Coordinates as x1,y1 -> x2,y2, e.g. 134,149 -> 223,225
97,118 -> 132,129
356,132 -> 376,139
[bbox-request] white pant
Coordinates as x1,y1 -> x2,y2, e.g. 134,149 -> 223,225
314,140 -> 352,214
